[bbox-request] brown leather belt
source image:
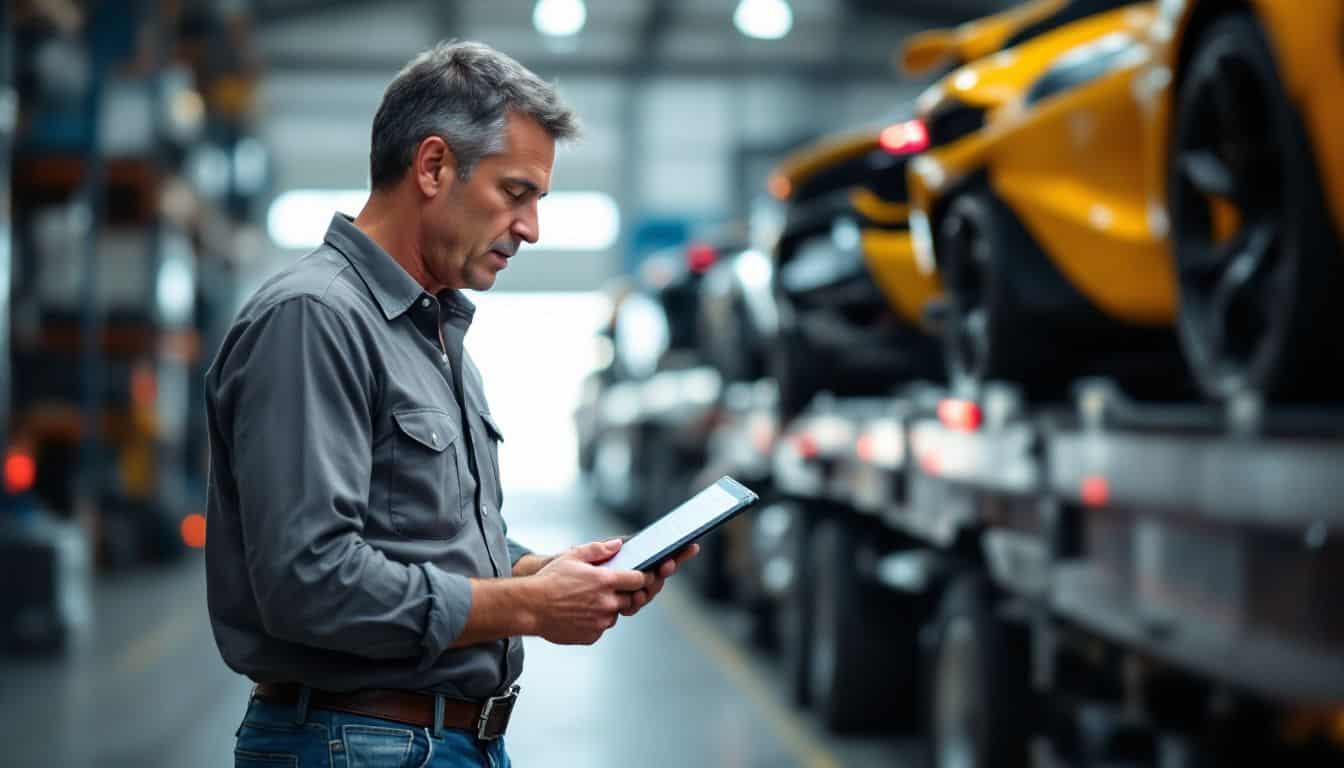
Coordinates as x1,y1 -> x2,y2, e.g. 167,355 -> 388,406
252,682 -> 520,740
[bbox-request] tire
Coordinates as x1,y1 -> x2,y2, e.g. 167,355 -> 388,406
937,190 -> 1051,398
923,574 -> 1032,768
778,505 -> 815,708
1169,12 -> 1344,402
806,519 -> 923,733
773,322 -> 824,425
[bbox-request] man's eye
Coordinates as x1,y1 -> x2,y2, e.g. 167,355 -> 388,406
507,187 -> 526,200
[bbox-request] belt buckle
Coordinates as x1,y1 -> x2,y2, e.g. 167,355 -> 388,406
477,685 -> 520,741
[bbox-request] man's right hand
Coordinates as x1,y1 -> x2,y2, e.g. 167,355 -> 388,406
529,538 -> 647,645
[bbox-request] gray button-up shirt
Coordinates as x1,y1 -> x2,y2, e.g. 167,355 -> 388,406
205,213 -> 529,700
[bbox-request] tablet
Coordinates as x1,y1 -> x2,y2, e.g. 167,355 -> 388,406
603,476 -> 759,572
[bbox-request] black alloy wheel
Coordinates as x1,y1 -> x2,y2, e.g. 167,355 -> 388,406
938,191 -> 1036,396
1170,13 -> 1343,401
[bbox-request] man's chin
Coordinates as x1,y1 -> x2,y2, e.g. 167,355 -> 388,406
467,271 -> 500,292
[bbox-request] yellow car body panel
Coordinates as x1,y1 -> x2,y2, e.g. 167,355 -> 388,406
770,131 -> 879,199
1143,1 -> 1344,241
912,4 -> 1178,324
985,23 -> 1175,324
903,0 -> 1068,75
860,228 -> 943,327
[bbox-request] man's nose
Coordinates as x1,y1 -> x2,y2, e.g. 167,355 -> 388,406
512,205 -> 539,245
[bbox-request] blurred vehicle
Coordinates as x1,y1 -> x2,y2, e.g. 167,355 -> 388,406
906,0 -> 1344,403
905,2 -> 1191,401
768,120 -> 943,424
580,241 -> 731,526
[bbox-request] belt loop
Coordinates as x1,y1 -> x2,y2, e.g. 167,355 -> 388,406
294,685 -> 311,725
432,694 -> 445,739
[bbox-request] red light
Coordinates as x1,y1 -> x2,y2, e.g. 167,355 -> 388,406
1081,476 -> 1110,508
919,451 -> 941,476
749,421 -> 775,455
4,452 -> 36,494
856,433 -> 876,462
938,399 -> 983,432
181,513 -> 207,548
687,242 -> 717,273
879,119 -> 930,155
794,433 -> 819,459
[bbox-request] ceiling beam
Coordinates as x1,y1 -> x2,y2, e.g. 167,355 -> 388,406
264,50 -> 907,84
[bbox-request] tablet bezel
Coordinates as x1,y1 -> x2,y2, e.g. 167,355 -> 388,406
605,475 -> 759,572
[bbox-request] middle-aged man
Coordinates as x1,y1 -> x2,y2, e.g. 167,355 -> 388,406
205,40 -> 696,767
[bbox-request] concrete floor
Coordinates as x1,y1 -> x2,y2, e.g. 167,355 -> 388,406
0,484 -> 919,767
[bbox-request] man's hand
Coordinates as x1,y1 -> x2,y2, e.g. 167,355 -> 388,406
529,539 -> 646,645
618,542 -> 699,617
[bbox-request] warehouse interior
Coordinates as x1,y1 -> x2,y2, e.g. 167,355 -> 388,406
3,1 -> 1343,767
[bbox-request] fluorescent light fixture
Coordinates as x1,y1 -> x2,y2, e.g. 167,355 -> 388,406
533,0 -> 586,37
733,0 -> 792,40
267,189 -> 620,252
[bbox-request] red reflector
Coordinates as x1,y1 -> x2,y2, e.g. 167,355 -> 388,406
938,399 -> 983,431
856,433 -> 876,462
750,423 -> 775,455
879,119 -> 930,155
1081,475 -> 1110,508
4,452 -> 36,494
794,433 -> 819,459
181,513 -> 207,548
919,451 -> 941,476
687,242 -> 717,273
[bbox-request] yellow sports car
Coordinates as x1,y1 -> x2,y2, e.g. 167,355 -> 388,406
904,0 -> 1344,401
766,121 -> 943,419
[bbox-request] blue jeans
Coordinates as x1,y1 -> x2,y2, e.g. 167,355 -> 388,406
235,696 -> 512,768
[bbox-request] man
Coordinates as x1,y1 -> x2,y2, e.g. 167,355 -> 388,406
205,41 -> 696,767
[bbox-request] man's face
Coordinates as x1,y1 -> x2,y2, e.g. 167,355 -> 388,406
424,112 -> 555,292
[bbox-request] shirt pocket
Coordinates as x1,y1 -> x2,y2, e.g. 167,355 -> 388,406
390,408 -> 464,539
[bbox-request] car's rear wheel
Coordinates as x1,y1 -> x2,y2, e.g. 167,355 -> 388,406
939,190 -> 1040,397
1170,12 -> 1343,401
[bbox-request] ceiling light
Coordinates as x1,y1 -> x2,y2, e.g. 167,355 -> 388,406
533,0 -> 586,38
733,0 -> 793,41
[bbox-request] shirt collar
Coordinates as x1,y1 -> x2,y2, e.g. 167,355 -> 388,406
323,213 -> 476,325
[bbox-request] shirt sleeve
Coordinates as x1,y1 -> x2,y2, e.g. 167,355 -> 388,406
504,522 -> 532,567
214,296 -> 470,667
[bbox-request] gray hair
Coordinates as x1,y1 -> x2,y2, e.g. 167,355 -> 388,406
369,40 -> 580,189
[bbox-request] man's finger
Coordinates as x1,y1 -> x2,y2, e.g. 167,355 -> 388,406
606,568 -> 648,592
570,538 -> 623,563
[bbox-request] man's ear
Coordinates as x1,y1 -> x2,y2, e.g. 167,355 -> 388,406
413,136 -> 458,198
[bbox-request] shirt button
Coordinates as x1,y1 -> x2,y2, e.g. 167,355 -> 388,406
482,504 -> 490,517
431,432 -> 439,446
421,298 -> 432,308
440,353 -> 449,364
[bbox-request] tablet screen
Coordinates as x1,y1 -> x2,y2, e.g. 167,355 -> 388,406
604,481 -> 744,571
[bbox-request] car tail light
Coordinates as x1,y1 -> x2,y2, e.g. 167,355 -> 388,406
687,242 -> 717,273
181,513 -> 207,548
879,119 -> 930,155
938,398 -> 983,431
793,433 -> 818,459
749,416 -> 776,455
4,450 -> 36,494
1081,475 -> 1109,508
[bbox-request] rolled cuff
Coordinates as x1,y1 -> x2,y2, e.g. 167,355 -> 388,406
506,537 -> 532,567
418,564 -> 473,669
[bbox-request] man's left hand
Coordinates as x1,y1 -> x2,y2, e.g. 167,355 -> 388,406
619,542 -> 699,617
